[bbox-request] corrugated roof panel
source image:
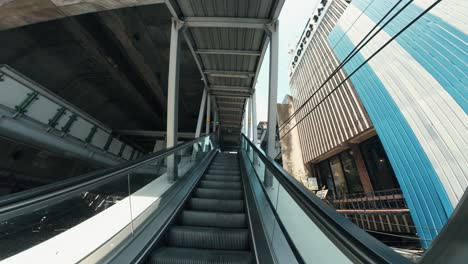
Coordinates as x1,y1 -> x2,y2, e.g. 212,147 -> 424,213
208,76 -> 252,87
176,0 -> 275,18
190,28 -> 264,51
200,54 -> 256,72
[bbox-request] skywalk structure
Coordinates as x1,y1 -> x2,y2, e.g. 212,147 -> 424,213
0,0 -> 465,263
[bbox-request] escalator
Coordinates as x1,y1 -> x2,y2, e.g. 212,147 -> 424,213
0,133 -> 460,263
149,153 -> 253,263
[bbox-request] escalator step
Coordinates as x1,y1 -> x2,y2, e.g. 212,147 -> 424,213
148,247 -> 253,264
206,173 -> 240,178
194,188 -> 243,200
181,210 -> 246,228
188,198 -> 244,213
205,173 -> 240,177
204,175 -> 241,182
167,226 -> 249,250
208,169 -> 240,175
211,162 -> 239,166
209,166 -> 240,171
199,180 -> 242,190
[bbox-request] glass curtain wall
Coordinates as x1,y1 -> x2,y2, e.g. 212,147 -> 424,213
329,156 -> 348,196
340,150 -> 364,194
360,137 -> 400,191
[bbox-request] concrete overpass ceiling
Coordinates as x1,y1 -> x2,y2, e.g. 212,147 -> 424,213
0,3 -> 204,149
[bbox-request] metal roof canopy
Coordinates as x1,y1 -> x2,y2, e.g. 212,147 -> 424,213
165,0 -> 285,149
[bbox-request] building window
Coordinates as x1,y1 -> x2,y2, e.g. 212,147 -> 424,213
329,156 -> 348,196
318,160 -> 335,196
360,137 -> 400,191
340,150 -> 364,194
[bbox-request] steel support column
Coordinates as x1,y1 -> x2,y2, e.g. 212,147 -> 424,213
192,88 -> 207,160
213,108 -> 218,133
265,21 -> 279,186
251,93 -> 259,165
251,93 -> 258,144
195,88 -> 207,138
205,93 -> 211,135
247,97 -> 252,140
166,18 -> 183,182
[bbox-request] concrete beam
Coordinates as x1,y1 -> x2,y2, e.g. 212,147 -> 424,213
98,12 -> 167,109
61,18 -> 162,125
0,0 -> 165,30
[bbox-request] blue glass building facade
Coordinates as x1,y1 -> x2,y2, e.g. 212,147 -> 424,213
328,0 -> 467,246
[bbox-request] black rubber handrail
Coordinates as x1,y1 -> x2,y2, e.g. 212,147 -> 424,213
241,134 -> 410,264
0,134 -> 214,211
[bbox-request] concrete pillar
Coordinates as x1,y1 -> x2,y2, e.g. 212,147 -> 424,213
350,144 -> 374,193
264,20 -> 279,187
166,18 -> 183,182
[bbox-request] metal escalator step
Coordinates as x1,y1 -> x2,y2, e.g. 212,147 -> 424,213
168,226 -> 249,250
209,166 -> 239,170
205,173 -> 240,177
181,210 -> 246,228
209,166 -> 240,171
149,247 -> 253,264
194,188 -> 243,200
199,180 -> 242,190
210,164 -> 239,168
188,198 -> 244,213
211,162 -> 239,166
204,175 -> 241,182
208,169 -> 240,175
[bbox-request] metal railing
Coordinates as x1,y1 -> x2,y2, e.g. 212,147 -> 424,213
240,134 -> 410,264
0,133 -> 216,262
327,189 -> 408,210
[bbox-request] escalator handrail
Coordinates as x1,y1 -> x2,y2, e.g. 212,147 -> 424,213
0,133 -> 214,213
241,134 -> 410,264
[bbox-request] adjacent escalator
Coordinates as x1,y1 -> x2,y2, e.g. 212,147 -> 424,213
148,153 -> 253,264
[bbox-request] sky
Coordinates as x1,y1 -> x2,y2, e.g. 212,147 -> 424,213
253,0 -> 320,122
